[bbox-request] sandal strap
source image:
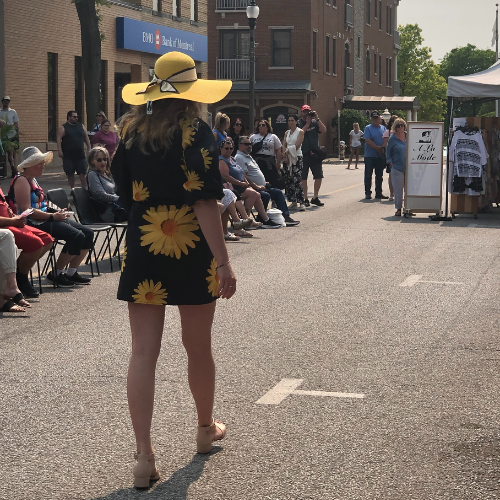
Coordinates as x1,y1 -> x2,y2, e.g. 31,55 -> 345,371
134,453 -> 155,461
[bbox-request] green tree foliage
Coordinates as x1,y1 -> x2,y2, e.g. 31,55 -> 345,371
331,110 -> 369,152
440,44 -> 496,117
398,24 -> 447,122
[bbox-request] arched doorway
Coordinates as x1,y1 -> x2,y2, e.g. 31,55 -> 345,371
261,105 -> 299,141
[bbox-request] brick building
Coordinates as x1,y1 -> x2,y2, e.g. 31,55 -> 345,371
208,0 -> 401,150
0,0 -> 208,163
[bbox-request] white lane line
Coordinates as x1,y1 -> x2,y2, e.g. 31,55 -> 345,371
399,275 -> 423,287
468,223 -> 500,228
256,378 -> 304,405
256,379 -> 365,405
294,390 -> 365,399
400,275 -> 463,287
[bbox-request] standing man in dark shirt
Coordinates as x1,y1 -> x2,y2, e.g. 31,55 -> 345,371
56,110 -> 91,189
298,104 -> 327,206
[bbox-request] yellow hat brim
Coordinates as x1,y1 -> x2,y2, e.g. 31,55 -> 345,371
122,79 -> 232,106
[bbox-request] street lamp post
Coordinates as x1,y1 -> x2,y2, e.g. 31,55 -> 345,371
246,0 -> 259,131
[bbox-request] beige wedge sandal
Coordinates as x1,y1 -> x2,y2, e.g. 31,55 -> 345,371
133,452 -> 161,489
196,418 -> 226,454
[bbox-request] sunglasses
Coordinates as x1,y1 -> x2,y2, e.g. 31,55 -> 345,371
395,124 -> 405,128
222,147 -> 232,150
71,116 -> 78,119
258,123 -> 267,127
234,123 -> 242,126
96,115 -> 102,118
95,157 -> 108,163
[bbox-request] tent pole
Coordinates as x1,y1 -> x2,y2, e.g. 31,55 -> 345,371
431,96 -> 453,221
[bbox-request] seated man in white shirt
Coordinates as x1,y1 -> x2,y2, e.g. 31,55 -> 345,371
234,136 -> 299,227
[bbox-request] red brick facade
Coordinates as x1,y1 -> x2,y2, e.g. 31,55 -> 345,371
208,0 -> 400,151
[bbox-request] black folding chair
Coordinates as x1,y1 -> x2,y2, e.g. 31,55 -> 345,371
70,188 -> 116,272
47,188 -> 105,276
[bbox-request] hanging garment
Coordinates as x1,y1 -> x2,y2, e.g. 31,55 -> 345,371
450,130 -> 488,178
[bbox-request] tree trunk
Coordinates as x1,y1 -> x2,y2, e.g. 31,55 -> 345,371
74,0 -> 101,131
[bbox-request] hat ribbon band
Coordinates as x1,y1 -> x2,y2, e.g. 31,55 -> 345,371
136,67 -> 198,96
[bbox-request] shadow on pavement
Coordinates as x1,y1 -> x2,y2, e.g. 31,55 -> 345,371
89,448 -> 222,500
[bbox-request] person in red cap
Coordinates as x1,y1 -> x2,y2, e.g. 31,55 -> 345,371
297,104 -> 327,206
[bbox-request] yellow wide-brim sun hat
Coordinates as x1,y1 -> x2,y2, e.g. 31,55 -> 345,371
122,52 -> 232,106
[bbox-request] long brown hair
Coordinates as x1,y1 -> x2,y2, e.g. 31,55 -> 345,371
117,98 -> 200,154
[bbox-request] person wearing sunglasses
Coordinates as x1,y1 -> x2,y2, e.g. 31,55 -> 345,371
219,139 -> 280,228
10,147 -> 94,287
385,118 -> 408,217
229,119 -> 245,155
87,147 -> 127,223
92,110 -> 107,133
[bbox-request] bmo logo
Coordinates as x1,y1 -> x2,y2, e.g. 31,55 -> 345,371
142,30 -> 162,51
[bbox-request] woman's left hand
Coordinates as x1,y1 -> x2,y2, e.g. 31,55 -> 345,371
218,263 -> 236,299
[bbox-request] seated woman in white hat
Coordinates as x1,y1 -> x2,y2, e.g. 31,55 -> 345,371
8,147 -> 94,288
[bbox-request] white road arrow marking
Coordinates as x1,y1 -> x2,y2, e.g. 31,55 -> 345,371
399,275 -> 463,287
256,378 -> 365,405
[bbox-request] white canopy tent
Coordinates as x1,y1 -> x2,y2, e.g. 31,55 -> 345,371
447,60 -> 500,98
433,62 -> 500,220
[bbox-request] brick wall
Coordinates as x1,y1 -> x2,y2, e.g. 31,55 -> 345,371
3,0 -> 208,153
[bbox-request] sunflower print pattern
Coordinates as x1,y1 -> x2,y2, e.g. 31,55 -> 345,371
132,280 -> 168,305
113,118 -> 224,305
132,181 -> 149,202
140,205 -> 200,258
206,258 -> 219,297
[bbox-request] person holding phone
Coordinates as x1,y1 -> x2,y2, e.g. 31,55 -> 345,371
9,147 -> 94,288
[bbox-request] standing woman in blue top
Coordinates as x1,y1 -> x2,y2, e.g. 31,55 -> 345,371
385,118 -> 407,216
212,112 -> 230,147
363,111 -> 388,200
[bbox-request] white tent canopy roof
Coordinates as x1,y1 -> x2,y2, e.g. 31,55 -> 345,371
447,60 -> 500,98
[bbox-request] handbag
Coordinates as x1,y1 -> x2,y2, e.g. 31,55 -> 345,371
269,168 -> 286,190
310,146 -> 327,162
251,133 -> 268,156
89,193 -> 108,214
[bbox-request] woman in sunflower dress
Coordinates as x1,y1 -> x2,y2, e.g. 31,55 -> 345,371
111,51 -> 235,489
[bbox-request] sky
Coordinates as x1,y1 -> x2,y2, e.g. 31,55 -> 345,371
398,1 -> 497,63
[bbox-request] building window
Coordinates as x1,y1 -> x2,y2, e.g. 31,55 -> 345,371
388,57 -> 392,86
326,36 -> 330,73
374,52 -> 377,74
387,6 -> 392,34
366,51 -> 371,81
332,0 -> 337,6
219,30 -> 250,59
326,0 -> 330,5
332,38 -> 337,74
173,0 -> 181,17
366,0 -> 371,24
153,0 -> 162,12
191,0 -> 198,21
48,53 -> 58,142
374,0 -> 377,18
379,55 -> 382,84
313,30 -> 318,71
386,57 -> 389,85
75,56 -> 84,125
272,30 -> 292,67
379,0 -> 382,30
357,36 -> 361,59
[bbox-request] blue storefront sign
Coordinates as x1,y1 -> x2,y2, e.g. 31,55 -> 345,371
116,17 -> 208,62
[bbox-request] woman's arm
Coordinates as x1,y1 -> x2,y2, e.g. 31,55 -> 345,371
295,129 -> 305,150
0,215 -> 25,228
218,159 -> 247,187
193,199 -> 236,299
14,177 -> 66,221
88,171 -> 119,202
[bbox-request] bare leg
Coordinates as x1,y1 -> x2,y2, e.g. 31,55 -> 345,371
355,150 -> 360,169
221,210 -> 230,234
79,173 -> 88,190
225,200 -> 241,222
67,174 -> 75,189
347,150 -> 354,169
235,200 -> 250,220
17,243 -> 52,275
313,178 -> 322,199
301,180 -> 308,200
179,302 -> 222,434
55,249 -> 89,271
127,302 -> 165,455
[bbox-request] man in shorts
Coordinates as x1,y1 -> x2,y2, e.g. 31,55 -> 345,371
298,104 -> 327,206
0,96 -> 20,177
56,110 -> 91,189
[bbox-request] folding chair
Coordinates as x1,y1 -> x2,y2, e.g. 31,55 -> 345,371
70,188 -> 116,272
47,188 -> 106,276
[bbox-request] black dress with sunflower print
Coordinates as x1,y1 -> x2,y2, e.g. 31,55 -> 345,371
110,119 -> 223,306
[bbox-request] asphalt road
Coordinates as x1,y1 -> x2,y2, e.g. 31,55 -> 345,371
1,163 -> 500,500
